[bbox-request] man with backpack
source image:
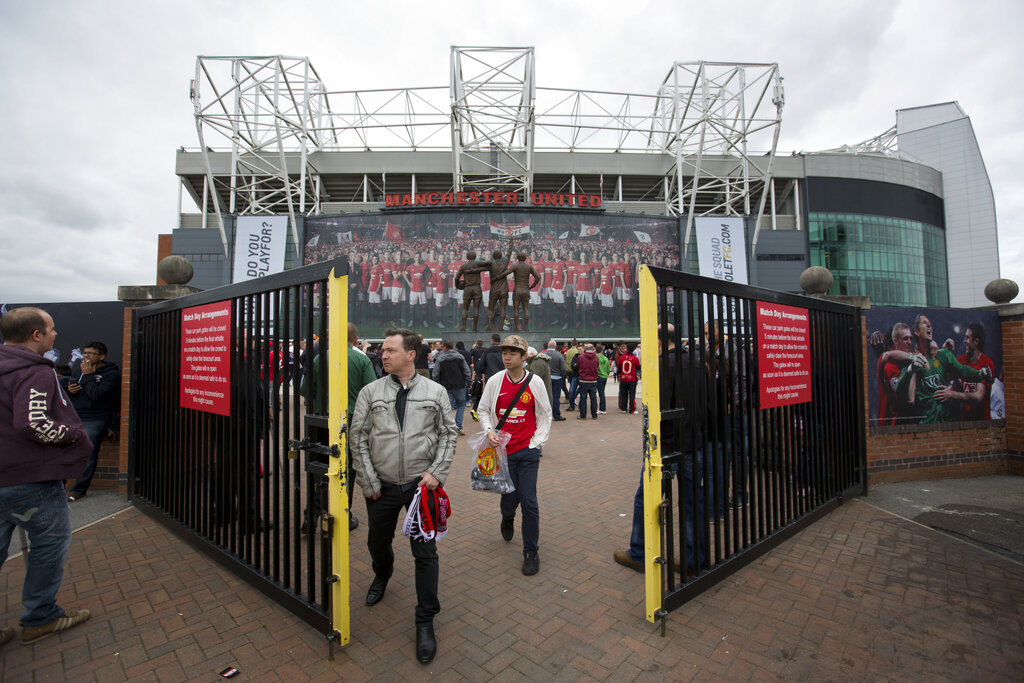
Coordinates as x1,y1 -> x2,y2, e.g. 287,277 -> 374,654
432,339 -> 471,435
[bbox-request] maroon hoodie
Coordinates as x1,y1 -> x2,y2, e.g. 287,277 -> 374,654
0,344 -> 91,486
574,349 -> 600,383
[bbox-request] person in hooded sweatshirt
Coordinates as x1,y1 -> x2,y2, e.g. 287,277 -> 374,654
0,307 -> 93,647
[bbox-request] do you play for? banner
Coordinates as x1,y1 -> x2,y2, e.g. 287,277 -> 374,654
232,216 -> 288,283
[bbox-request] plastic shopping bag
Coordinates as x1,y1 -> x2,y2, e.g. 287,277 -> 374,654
468,429 -> 515,494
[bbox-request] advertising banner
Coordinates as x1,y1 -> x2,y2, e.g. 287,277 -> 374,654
303,209 -> 681,338
180,300 -> 232,416
865,306 -> 1003,426
756,301 -> 811,408
232,216 -> 288,283
695,217 -> 748,285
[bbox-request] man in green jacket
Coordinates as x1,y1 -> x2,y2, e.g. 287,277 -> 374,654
596,344 -> 610,414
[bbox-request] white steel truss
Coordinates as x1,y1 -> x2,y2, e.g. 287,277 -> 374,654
189,50 -> 785,251
450,46 -> 535,194
652,62 -> 784,255
192,55 -> 332,254
813,124 -> 923,164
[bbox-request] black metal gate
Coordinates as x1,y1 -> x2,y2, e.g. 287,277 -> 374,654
128,258 -> 350,641
637,265 -> 866,625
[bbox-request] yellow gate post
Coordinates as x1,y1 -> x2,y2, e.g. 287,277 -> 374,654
327,267 -> 350,646
638,265 -> 663,623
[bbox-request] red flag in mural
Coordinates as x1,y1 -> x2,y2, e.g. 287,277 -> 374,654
384,221 -> 404,243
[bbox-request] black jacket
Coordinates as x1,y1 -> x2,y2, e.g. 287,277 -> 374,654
482,344 -> 504,381
70,360 -> 120,419
661,348 -> 706,456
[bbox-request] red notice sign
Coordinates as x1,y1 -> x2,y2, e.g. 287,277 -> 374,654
180,300 -> 232,416
756,301 -> 812,408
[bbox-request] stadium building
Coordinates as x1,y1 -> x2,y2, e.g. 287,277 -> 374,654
170,49 -> 1001,336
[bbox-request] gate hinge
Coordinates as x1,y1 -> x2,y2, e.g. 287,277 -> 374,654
326,629 -> 341,662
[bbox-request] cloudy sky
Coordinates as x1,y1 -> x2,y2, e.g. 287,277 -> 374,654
1,0 -> 1021,304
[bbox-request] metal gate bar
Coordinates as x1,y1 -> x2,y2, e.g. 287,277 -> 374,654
128,258 -> 350,639
638,265 -> 866,623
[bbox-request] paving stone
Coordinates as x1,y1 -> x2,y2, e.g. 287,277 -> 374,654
3,410 -> 1024,679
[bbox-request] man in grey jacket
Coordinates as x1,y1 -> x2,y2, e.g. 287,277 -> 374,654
349,327 -> 457,665
543,340 -> 566,421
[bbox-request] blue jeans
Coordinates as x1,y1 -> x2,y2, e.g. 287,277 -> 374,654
628,449 -> 708,573
577,382 -> 598,418
70,417 -> 109,496
0,481 -> 72,626
549,377 -> 563,419
446,388 -> 467,429
500,447 -> 541,552
596,377 -> 607,412
567,376 -> 580,409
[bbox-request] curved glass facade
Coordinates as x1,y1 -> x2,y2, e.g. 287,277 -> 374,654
808,213 -> 948,306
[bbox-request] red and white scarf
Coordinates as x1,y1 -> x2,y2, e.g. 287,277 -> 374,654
403,485 -> 452,542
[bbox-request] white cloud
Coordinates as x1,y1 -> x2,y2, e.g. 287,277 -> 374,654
1,0 -> 1021,303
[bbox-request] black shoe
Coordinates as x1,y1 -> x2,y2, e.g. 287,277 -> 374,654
349,516 -> 359,531
566,406 -> 575,412
416,622 -> 437,664
365,575 -> 390,606
501,517 -> 514,542
577,416 -> 586,420
522,550 -> 539,576
553,416 -> 566,421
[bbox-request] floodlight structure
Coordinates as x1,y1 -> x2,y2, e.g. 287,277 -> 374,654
192,56 -> 333,254
450,47 -> 536,195
186,50 -> 787,256
652,62 -> 785,256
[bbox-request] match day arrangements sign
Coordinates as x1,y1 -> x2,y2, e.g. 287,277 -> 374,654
756,301 -> 811,408
180,300 -> 232,416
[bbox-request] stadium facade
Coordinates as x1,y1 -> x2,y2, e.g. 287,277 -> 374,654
170,49 -> 1000,337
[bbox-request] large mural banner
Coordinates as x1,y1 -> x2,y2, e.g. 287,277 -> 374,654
865,306 -> 1004,426
303,210 -> 681,339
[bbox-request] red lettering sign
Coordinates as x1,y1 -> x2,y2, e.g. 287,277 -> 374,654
756,301 -> 812,408
382,191 -> 601,209
180,300 -> 233,416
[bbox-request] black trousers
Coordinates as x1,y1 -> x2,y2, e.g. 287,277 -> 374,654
365,481 -> 440,624
619,380 -> 637,413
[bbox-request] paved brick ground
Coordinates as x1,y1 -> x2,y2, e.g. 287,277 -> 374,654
3,397 -> 1024,680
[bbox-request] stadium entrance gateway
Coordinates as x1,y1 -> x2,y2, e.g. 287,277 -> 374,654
637,265 -> 866,629
129,258 -> 352,656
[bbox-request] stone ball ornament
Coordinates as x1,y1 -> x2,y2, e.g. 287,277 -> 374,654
984,278 -> 1019,304
799,266 -> 833,295
158,255 -> 194,285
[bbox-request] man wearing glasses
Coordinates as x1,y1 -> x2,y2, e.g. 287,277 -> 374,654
66,342 -> 120,502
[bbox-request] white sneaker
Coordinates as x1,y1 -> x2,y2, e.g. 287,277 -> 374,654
597,410 -> 607,415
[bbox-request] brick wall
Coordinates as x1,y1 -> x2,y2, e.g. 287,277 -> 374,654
867,421 -> 1007,483
1003,315 -> 1024,475
115,304 -> 137,495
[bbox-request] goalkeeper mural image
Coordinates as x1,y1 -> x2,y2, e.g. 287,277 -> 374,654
865,308 -> 1002,426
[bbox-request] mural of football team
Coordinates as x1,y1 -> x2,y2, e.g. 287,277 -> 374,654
865,307 -> 1003,426
303,210 -> 681,338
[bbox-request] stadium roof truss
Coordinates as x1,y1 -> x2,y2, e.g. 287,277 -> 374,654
190,50 -> 783,256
